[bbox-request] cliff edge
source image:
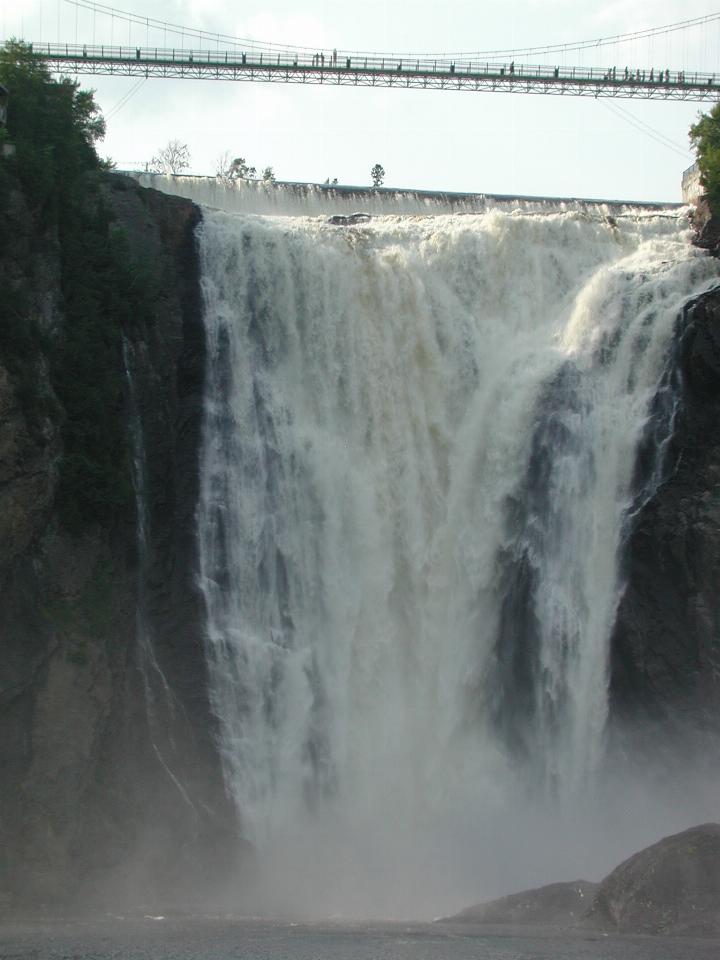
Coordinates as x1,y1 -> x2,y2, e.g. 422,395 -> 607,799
0,171 -> 236,911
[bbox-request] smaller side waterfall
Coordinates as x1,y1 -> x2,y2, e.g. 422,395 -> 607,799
122,337 -> 195,812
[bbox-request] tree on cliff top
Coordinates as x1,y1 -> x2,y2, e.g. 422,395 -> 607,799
215,152 -> 262,181
0,40 -> 104,210
690,102 -> 720,215
0,41 -> 137,531
148,138 -> 191,175
371,163 -> 385,187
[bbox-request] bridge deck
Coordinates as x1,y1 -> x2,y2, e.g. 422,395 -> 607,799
29,42 -> 720,101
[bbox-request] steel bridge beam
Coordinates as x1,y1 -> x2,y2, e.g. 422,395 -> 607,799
28,43 -> 720,102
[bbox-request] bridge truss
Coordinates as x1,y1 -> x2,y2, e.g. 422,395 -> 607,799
29,42 -> 720,102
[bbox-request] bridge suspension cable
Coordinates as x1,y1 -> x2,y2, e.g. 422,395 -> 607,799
351,12 -> 720,62
600,101 -> 693,159
59,0 -> 720,63
105,74 -> 145,120
440,12 -> 720,61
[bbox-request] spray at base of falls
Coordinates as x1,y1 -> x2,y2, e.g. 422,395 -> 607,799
195,202 -> 718,917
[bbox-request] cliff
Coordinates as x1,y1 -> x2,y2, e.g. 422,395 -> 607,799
609,265 -> 720,757
0,171 -> 236,911
691,197 -> 720,257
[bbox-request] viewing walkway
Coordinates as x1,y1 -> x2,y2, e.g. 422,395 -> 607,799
29,42 -> 720,101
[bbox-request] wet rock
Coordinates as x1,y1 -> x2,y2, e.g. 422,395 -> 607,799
0,360 -> 60,564
448,824 -> 720,937
692,197 -> 720,256
0,171 -> 237,911
327,212 -> 372,225
610,283 -> 720,753
444,880 -> 597,926
585,823 -> 720,936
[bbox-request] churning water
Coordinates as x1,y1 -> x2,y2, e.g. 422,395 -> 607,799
189,189 -> 718,917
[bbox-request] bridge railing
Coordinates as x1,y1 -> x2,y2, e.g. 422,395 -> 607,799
28,41 -> 718,89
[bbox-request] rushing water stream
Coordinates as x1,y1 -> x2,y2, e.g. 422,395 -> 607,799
177,184 -> 719,916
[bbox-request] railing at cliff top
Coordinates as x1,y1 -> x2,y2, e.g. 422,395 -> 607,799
27,41 -> 720,101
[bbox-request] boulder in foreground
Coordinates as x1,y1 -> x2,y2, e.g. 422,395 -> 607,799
586,822 -> 720,936
446,823 -> 720,936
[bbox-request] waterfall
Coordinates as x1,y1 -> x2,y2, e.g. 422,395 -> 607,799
122,336 -> 162,698
129,171 -> 680,217
195,203 -> 718,916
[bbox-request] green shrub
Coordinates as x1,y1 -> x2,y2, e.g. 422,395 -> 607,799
0,40 -> 104,215
690,103 -> 720,215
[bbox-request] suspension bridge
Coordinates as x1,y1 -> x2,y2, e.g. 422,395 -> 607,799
6,1 -> 720,104
22,41 -> 720,101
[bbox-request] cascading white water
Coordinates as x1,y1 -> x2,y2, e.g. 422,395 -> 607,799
130,171 -> 679,217
195,201 -> 718,917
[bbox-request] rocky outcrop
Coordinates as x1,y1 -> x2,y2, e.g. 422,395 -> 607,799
692,197 -> 720,257
445,880 -> 597,926
0,172 -> 236,911
448,824 -> 720,936
586,823 -> 720,936
610,281 -> 720,755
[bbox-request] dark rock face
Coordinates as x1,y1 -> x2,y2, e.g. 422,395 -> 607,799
445,880 -> 597,926
609,284 -> 720,754
692,198 -> 720,256
89,175 -> 239,906
586,823 -> 720,936
0,173 -> 237,911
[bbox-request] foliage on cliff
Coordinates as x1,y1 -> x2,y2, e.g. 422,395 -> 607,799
690,102 -> 720,215
0,40 -> 104,214
0,41 -> 153,530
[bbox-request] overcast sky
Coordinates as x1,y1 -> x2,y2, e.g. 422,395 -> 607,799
4,0 -> 720,201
